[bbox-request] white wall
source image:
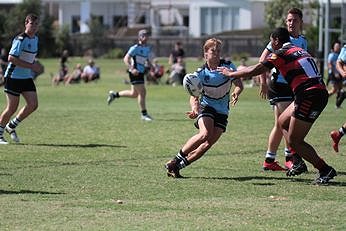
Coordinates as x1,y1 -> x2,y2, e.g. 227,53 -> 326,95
189,0 -> 251,37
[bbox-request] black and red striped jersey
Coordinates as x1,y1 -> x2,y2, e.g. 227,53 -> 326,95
262,43 -> 325,93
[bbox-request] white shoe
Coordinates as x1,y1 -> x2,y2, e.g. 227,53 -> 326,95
5,125 -> 20,143
0,137 -> 8,144
141,114 -> 153,121
107,91 -> 116,105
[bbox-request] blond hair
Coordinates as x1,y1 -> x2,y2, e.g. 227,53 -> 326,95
203,38 -> 222,53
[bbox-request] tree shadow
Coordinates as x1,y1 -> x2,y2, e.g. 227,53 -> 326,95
0,189 -> 64,195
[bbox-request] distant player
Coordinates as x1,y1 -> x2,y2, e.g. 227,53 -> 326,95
107,29 -> 154,121
218,27 -> 336,185
327,41 -> 343,108
330,44 -> 346,152
0,14 -> 43,144
165,38 -> 243,178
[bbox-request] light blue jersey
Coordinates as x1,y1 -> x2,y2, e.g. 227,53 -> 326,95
5,33 -> 38,79
266,34 -> 307,84
328,51 -> 340,74
196,60 -> 237,115
127,44 -> 152,73
338,45 -> 346,63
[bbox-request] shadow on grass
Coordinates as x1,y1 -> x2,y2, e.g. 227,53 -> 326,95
184,175 -> 346,186
0,189 -> 64,195
28,143 -> 127,148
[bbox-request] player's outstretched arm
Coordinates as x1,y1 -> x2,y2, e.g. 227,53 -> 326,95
217,63 -> 268,79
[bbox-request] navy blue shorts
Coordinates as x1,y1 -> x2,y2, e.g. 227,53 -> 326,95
4,78 -> 36,96
129,72 -> 145,85
194,106 -> 228,132
268,80 -> 294,105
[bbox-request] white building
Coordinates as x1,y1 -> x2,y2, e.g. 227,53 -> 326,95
0,0 -> 345,40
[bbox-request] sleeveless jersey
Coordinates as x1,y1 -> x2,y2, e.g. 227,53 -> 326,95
5,33 -> 38,79
195,59 -> 237,115
266,35 -> 307,84
262,43 -> 325,93
127,43 -> 152,73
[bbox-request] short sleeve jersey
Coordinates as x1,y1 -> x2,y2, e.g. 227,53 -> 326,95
262,43 -> 324,93
5,33 -> 38,79
196,59 -> 237,115
127,44 -> 152,74
338,45 -> 346,63
266,35 -> 307,84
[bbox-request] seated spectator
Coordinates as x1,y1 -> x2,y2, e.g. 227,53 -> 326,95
81,59 -> 100,83
147,58 -> 164,84
52,50 -> 69,85
64,63 -> 83,85
167,56 -> 186,86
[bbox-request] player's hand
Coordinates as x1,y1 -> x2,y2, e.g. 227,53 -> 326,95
231,92 -> 239,106
259,83 -> 268,99
130,68 -> 139,76
186,110 -> 198,119
32,61 -> 44,74
217,66 -> 234,76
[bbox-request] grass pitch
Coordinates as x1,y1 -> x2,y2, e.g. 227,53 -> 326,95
0,58 -> 345,230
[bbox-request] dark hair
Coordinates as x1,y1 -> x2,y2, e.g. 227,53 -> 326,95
287,8 -> 303,20
25,13 -> 39,24
271,27 -> 290,44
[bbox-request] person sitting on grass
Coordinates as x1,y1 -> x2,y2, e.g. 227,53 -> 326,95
81,59 -> 100,83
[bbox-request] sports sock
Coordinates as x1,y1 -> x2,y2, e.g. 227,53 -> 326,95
0,125 -> 4,137
339,126 -> 346,136
284,148 -> 293,162
141,110 -> 148,116
8,117 -> 21,129
265,151 -> 276,163
114,92 -> 120,98
174,150 -> 190,169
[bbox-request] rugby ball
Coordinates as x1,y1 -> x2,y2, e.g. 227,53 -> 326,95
183,73 -> 203,97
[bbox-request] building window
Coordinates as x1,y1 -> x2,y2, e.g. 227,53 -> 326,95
72,15 -> 80,33
200,7 -> 239,35
113,16 -> 128,28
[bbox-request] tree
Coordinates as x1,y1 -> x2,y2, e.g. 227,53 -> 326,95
265,0 -> 303,29
264,0 -> 319,55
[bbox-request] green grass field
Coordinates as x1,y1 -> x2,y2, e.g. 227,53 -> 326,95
0,58 -> 345,230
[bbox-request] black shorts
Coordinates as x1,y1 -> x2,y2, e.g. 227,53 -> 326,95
268,80 -> 294,105
194,106 -> 228,132
293,89 -> 328,123
129,72 -> 145,85
4,78 -> 36,96
328,73 -> 342,84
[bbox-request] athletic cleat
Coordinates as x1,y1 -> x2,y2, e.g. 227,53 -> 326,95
5,125 -> 20,143
314,166 -> 337,185
263,161 -> 285,171
284,160 -> 293,169
286,159 -> 308,177
330,130 -> 341,152
165,159 -> 183,178
107,91 -> 116,105
0,137 -> 8,144
141,114 -> 153,121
